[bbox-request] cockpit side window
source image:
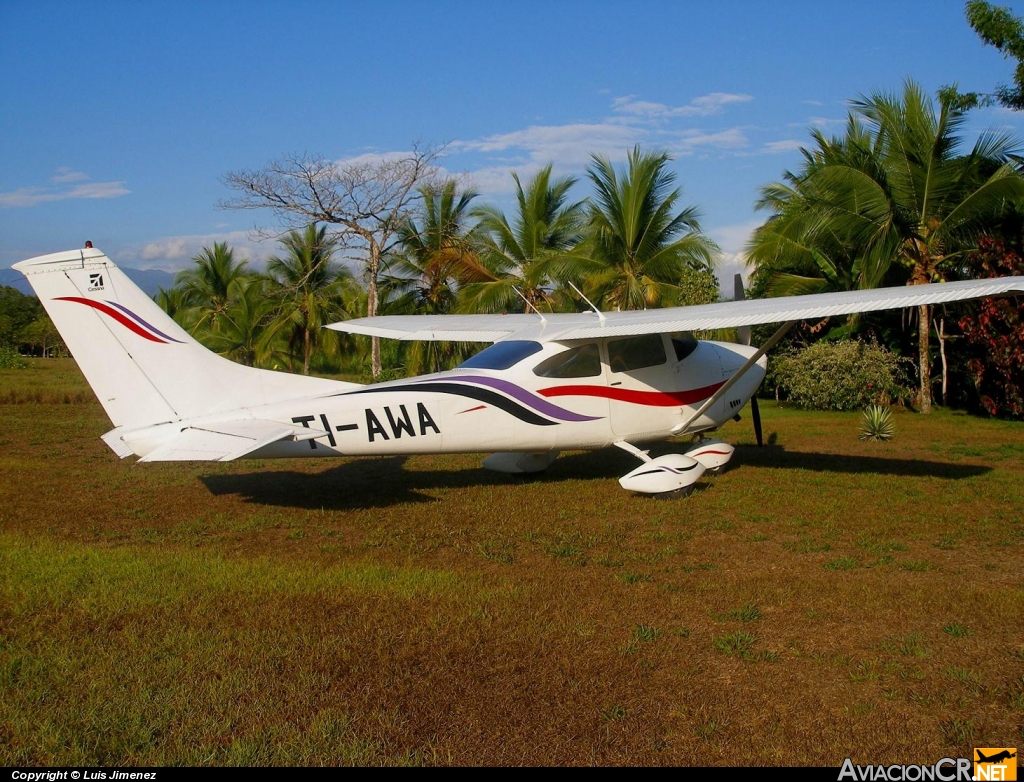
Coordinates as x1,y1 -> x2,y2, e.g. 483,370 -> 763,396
607,334 -> 667,373
458,340 -> 543,370
532,343 -> 601,378
672,335 -> 699,361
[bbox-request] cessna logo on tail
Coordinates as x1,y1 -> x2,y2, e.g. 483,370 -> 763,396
88,273 -> 104,291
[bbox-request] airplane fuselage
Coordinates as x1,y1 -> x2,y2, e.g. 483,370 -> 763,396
120,335 -> 766,460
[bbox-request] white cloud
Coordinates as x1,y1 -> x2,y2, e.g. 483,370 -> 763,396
710,219 -> 761,257
805,115 -> 847,130
51,167 -> 89,183
671,127 -> 750,155
709,218 -> 762,294
762,139 -> 804,153
462,163 -> 547,195
457,122 -> 642,167
129,230 -> 277,271
613,92 -> 753,119
0,171 -> 129,208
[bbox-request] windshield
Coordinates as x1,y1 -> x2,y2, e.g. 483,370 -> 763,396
458,340 -> 543,370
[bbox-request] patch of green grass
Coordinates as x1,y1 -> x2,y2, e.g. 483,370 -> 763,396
942,623 -> 972,638
939,718 -> 976,745
824,556 -> 859,571
784,536 -> 832,554
693,716 -> 731,741
1009,677 -> 1024,711
716,602 -> 762,622
621,572 -> 653,585
882,633 -> 929,658
898,559 -> 932,572
633,624 -> 662,642
601,704 -> 627,722
713,631 -> 756,659
944,667 -> 982,690
478,541 -> 516,565
681,562 -> 718,573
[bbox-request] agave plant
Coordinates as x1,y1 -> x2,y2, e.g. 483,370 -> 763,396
859,404 -> 895,441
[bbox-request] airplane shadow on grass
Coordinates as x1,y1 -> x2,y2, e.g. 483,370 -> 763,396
198,440 -> 991,511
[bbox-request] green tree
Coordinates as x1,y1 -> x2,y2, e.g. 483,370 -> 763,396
173,242 -> 251,335
385,181 -> 488,373
748,80 -> 1024,412
0,285 -> 43,347
203,277 -> 284,368
946,1 -> 1024,110
461,164 -> 587,313
265,224 -> 359,375
747,117 -> 895,299
221,145 -> 443,378
583,146 -> 719,311
17,315 -> 64,358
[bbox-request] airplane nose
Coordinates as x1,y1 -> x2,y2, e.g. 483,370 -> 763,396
716,342 -> 767,388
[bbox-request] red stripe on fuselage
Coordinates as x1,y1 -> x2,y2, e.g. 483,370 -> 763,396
54,297 -> 166,343
538,381 -> 726,407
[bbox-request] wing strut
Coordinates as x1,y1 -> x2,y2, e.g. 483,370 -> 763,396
673,320 -> 797,435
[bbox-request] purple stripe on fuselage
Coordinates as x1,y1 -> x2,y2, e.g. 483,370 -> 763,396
106,301 -> 185,343
421,375 -> 600,422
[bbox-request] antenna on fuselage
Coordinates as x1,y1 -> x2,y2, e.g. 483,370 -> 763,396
567,281 -> 606,323
512,287 -> 547,322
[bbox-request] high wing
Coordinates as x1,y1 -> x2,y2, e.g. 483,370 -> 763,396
119,419 -> 327,462
327,277 -> 1024,343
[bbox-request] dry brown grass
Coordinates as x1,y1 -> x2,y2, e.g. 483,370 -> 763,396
1,359 -> 1022,766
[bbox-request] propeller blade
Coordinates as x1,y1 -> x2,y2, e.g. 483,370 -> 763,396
751,396 -> 763,447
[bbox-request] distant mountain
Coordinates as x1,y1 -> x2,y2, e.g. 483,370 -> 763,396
0,266 -> 176,297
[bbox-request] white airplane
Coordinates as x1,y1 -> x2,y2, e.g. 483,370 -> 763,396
13,246 -> 1024,495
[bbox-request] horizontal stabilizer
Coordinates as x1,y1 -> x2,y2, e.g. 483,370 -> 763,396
138,419 -> 327,462
101,427 -> 135,459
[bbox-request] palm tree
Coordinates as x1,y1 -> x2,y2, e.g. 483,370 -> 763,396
385,180 -> 488,373
202,277 -> 284,368
747,117 -> 895,298
173,242 -> 250,335
265,224 -> 359,374
748,80 -> 1024,412
461,165 -> 588,313
583,146 -> 719,310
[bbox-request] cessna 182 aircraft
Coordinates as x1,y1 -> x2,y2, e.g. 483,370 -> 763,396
12,246 -> 1024,495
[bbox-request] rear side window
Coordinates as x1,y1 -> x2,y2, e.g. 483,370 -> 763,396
533,343 -> 601,378
608,334 -> 666,373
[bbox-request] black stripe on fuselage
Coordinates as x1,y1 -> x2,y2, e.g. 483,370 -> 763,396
344,382 -> 557,427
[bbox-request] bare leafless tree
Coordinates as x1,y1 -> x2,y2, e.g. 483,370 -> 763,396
220,143 -> 444,377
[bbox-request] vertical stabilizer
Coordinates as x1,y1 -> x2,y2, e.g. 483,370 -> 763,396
13,248 -> 352,431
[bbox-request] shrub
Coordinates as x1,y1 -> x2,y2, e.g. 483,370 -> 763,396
772,340 -> 911,411
859,404 -> 895,441
0,345 -> 26,369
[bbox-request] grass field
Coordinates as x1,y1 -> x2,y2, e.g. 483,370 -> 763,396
1,358 -> 1022,766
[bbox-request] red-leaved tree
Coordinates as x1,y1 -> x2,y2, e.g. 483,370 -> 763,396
957,237 -> 1024,418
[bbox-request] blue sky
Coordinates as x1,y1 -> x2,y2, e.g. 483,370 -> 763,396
4,0 -> 1024,290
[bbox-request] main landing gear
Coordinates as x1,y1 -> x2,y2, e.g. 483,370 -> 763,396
616,438 -> 735,496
